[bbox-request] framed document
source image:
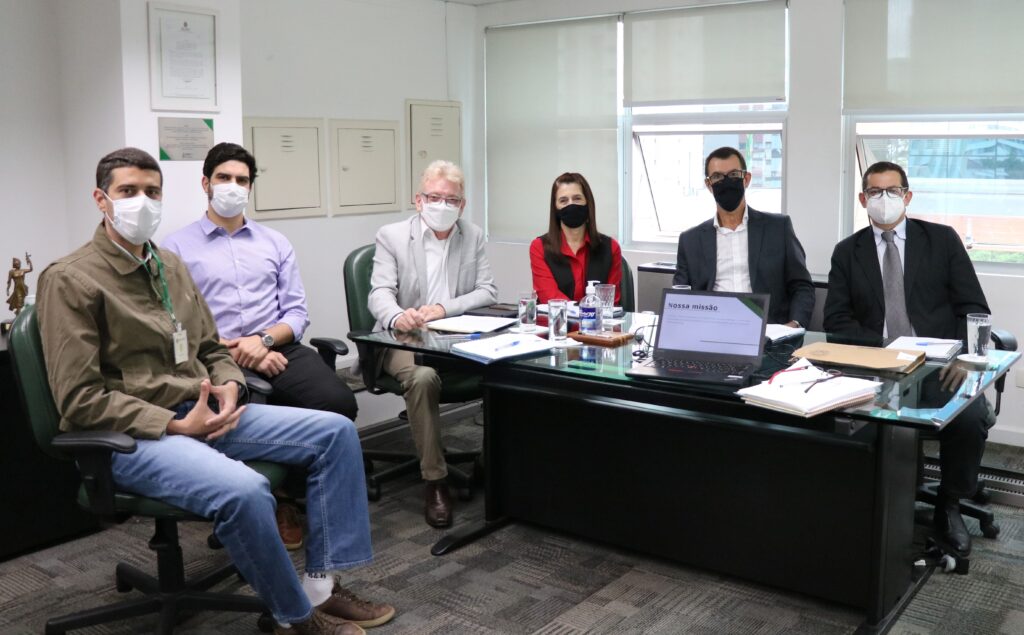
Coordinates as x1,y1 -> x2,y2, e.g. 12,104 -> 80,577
148,3 -> 219,112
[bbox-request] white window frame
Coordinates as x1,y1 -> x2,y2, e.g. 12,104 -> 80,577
843,113 -> 1024,275
622,108 -> 789,253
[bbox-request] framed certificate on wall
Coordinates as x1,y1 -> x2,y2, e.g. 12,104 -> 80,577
148,3 -> 220,112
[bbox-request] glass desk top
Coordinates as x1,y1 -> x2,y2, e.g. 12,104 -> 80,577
350,312 -> 1020,430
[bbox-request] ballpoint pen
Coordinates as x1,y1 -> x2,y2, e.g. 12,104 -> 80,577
433,332 -> 482,340
494,340 -> 522,351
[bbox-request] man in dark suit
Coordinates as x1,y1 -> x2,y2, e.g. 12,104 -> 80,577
673,146 -> 814,326
824,160 -> 991,554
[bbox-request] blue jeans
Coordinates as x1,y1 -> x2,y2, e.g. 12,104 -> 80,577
109,403 -> 372,624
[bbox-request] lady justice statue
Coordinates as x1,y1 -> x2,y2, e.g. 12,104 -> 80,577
6,252 -> 33,316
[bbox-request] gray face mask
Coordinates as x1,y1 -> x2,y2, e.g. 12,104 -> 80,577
104,192 -> 163,245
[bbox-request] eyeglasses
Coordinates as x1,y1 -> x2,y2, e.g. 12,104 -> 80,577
706,170 -> 747,185
767,365 -> 843,392
863,186 -> 908,200
420,192 -> 464,206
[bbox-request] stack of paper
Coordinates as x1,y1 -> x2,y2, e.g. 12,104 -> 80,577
737,359 -> 881,417
886,336 -> 962,361
450,333 -> 553,364
426,315 -> 517,333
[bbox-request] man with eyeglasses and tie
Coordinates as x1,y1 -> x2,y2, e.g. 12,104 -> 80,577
672,146 -> 815,327
368,159 -> 496,528
824,160 -> 992,556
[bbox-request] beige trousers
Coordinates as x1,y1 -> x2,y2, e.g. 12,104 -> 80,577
382,349 -> 446,481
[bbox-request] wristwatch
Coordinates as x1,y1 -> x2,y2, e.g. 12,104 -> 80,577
257,331 -> 275,348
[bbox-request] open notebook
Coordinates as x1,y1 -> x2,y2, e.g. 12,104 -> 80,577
736,358 -> 881,417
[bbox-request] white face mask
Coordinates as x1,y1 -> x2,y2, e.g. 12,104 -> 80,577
866,194 -> 905,226
420,200 -> 461,233
104,192 -> 162,245
209,182 -> 249,218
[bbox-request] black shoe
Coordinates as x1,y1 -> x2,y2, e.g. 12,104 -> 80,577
934,498 -> 971,555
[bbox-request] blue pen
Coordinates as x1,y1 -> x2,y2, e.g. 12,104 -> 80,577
494,339 -> 522,351
435,332 -> 482,340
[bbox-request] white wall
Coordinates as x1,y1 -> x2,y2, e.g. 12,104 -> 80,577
239,0 -> 479,423
0,0 -> 72,295
121,0 -> 245,244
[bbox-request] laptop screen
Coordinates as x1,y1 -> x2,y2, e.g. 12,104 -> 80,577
654,289 -> 770,360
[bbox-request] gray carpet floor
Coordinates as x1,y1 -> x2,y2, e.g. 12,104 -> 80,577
1,413 -> 1023,634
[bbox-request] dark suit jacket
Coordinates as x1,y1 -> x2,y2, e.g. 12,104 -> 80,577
823,218 -> 988,345
672,207 -> 815,325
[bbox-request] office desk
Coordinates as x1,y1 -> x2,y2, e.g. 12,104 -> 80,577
352,322 -> 1018,633
0,340 -> 99,561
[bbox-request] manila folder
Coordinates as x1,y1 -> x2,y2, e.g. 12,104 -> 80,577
792,342 -> 925,374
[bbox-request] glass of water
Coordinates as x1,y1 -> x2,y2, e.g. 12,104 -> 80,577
966,313 -> 992,358
595,283 -> 615,322
548,299 -> 568,341
518,291 -> 538,331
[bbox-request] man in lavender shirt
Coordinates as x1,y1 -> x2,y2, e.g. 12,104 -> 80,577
164,143 -> 359,547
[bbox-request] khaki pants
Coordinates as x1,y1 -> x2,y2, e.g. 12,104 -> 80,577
383,349 -> 446,481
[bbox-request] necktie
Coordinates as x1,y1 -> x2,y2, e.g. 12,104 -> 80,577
881,230 -> 913,338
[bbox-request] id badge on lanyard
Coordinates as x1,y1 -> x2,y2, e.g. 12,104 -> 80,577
149,248 -> 189,365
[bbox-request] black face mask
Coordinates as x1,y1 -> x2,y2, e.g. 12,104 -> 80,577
556,204 -> 589,229
711,176 -> 745,212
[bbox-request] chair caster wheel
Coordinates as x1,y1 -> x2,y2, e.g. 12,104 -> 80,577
972,487 -> 992,505
257,612 -> 276,632
367,483 -> 381,502
981,522 -> 1000,539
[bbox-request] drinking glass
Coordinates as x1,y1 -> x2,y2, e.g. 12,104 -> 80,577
517,291 -> 537,331
966,313 -> 992,358
595,283 -> 615,321
548,299 -> 568,341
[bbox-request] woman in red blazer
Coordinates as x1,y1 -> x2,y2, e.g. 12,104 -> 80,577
529,172 -> 622,304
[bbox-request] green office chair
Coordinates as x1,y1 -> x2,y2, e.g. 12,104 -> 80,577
620,255 -> 636,313
8,304 -> 284,635
310,244 -> 481,501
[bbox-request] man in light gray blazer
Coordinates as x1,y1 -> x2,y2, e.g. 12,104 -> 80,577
672,146 -> 814,327
368,160 -> 496,528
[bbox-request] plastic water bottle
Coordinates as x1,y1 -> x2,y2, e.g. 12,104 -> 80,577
579,280 -> 603,334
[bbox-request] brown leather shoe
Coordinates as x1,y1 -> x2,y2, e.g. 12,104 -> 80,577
274,607 -> 365,635
320,584 -> 396,628
424,480 -> 453,528
276,502 -> 304,551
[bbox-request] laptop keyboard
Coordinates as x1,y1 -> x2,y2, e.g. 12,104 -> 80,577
651,358 -> 752,376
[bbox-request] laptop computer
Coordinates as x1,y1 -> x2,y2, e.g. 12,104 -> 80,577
625,288 -> 770,386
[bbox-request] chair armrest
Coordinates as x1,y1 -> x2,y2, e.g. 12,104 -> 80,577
242,370 -> 273,404
51,430 -> 137,454
991,328 -> 1017,352
309,337 -> 350,369
52,431 -> 136,516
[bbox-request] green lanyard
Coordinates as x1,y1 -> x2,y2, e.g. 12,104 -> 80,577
146,246 -> 179,329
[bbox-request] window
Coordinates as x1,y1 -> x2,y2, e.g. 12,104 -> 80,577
853,120 -> 1024,264
628,106 -> 785,246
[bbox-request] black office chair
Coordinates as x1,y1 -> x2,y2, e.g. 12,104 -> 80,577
620,255 -> 636,313
9,304 -> 283,634
916,328 -> 1017,539
309,244 -> 481,501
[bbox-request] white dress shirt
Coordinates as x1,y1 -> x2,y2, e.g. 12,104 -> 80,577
712,205 -> 753,293
420,216 -> 453,306
871,217 -> 911,337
